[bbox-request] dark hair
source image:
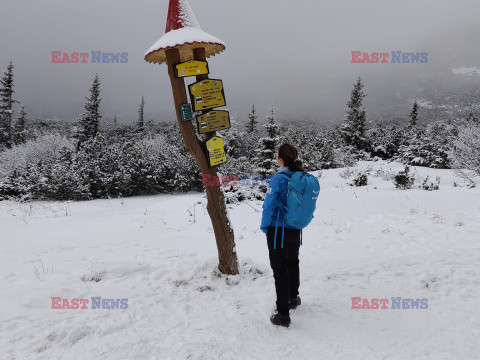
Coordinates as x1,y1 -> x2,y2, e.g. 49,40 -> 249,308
278,143 -> 304,172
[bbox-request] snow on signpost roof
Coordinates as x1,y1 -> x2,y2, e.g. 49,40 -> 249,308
165,0 -> 200,32
144,0 -> 226,65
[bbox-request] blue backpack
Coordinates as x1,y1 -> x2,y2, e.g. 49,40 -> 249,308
273,171 -> 320,249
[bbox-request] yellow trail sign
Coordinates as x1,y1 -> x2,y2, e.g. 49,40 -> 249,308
174,60 -> 209,78
197,110 -> 231,134
206,136 -> 227,167
188,79 -> 226,111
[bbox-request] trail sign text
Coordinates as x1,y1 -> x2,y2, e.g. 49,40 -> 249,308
197,110 -> 231,134
179,103 -> 193,122
174,60 -> 209,78
189,79 -> 226,111
206,136 -> 227,167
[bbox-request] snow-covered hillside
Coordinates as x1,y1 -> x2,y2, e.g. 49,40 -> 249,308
1,161 -> 479,359
452,67 -> 480,76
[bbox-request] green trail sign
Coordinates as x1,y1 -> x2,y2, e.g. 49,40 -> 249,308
179,103 -> 193,122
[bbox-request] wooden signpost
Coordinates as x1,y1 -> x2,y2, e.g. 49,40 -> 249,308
144,0 -> 238,275
197,110 -> 231,134
174,60 -> 209,78
188,79 -> 226,111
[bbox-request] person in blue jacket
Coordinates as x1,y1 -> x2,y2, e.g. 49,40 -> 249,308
260,143 -> 303,328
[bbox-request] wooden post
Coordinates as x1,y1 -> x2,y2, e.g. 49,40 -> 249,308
165,48 -> 239,275
192,48 -> 215,141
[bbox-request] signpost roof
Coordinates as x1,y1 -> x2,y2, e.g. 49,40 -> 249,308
165,0 -> 199,33
145,0 -> 226,65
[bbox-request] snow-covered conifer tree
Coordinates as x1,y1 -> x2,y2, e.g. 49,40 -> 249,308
246,105 -> 258,133
76,73 -> 102,150
339,76 -> 368,152
256,106 -> 279,176
396,121 -> 453,169
137,96 -> 145,133
409,101 -> 419,127
0,62 -> 18,150
452,119 -> 480,175
12,106 -> 27,145
222,110 -> 242,158
240,105 -> 260,162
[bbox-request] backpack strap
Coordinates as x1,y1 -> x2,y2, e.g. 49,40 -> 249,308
274,172 -> 292,250
275,199 -> 287,213
277,173 -> 291,182
274,208 -> 280,250
274,172 -> 290,213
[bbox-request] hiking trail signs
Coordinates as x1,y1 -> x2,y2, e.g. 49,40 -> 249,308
144,0 -> 239,275
197,110 -> 231,134
188,79 -> 226,111
206,136 -> 227,167
174,60 -> 209,78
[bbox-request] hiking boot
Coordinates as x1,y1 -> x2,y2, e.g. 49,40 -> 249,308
270,313 -> 291,327
289,296 -> 301,310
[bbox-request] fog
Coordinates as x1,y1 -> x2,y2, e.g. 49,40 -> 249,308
1,0 -> 479,125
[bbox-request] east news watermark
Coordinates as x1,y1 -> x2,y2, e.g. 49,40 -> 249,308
351,51 -> 428,64
351,297 -> 428,309
51,297 -> 128,309
51,51 -> 128,64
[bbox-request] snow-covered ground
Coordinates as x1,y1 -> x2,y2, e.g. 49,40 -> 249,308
1,161 -> 479,360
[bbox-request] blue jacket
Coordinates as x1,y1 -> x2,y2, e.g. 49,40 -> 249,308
260,168 -> 299,234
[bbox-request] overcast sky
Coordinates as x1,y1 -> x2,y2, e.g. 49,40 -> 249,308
1,0 -> 479,125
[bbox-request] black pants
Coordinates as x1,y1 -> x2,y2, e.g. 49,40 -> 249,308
266,226 -> 301,316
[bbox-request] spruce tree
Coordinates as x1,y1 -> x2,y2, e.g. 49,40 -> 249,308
409,101 -> 419,127
256,106 -> 279,177
146,119 -> 154,134
223,110 -> 242,158
76,73 -> 102,150
13,106 -> 27,145
137,96 -> 145,133
0,62 -> 18,150
340,75 -> 368,151
242,105 -> 260,160
246,105 -> 258,133
113,114 -> 118,127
